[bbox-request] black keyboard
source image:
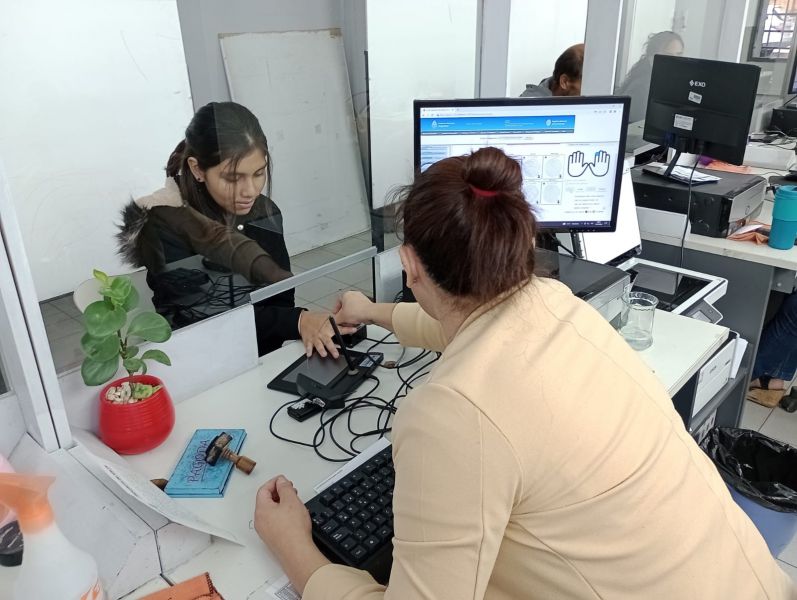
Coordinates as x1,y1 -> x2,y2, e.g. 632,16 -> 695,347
305,445 -> 395,584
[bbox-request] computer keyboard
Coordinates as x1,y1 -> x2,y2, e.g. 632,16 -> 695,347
305,445 -> 395,584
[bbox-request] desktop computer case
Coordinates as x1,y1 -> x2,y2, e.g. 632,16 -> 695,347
631,169 -> 765,238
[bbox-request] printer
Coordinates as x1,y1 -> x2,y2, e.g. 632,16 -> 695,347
631,169 -> 765,238
535,249 -> 630,324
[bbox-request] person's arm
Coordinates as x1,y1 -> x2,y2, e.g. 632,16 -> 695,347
335,292 -> 448,352
150,206 -> 292,285
254,304 -> 357,358
302,384 -> 521,599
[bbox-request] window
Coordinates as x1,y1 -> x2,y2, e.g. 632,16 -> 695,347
749,0 -> 797,61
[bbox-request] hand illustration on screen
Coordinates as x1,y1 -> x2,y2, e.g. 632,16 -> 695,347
590,150 -> 611,177
567,151 -> 589,177
566,150 -> 611,178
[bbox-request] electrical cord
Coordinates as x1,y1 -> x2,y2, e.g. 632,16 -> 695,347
678,160 -> 700,269
267,342 -> 441,463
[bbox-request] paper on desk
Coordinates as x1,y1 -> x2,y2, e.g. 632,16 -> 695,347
92,457 -> 242,545
314,437 -> 391,493
728,221 -> 770,245
731,333 -> 748,380
266,575 -> 301,600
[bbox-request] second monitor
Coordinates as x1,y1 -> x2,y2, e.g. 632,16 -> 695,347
413,96 -> 630,232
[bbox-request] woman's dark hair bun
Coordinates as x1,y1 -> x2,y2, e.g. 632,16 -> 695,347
462,147 -> 522,196
399,146 -> 536,305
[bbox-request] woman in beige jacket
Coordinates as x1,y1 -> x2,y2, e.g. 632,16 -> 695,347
254,147 -> 796,599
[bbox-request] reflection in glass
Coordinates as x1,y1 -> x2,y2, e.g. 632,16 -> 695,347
117,102 -> 362,356
616,31 -> 684,123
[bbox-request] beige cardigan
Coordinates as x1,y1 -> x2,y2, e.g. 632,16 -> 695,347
304,277 -> 796,599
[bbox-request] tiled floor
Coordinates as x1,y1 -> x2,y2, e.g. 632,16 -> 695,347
41,233 -> 378,373
739,399 -> 797,582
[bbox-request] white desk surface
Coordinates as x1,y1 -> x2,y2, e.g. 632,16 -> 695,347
640,168 -> 797,271
121,316 -> 728,598
0,571 -> 169,600
120,577 -> 171,599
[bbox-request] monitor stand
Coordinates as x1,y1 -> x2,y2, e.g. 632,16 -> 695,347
641,148 -> 685,184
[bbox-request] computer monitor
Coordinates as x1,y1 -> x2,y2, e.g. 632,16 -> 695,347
413,97 -> 630,232
643,56 -> 760,168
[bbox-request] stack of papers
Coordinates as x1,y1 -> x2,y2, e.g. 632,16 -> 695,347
643,163 -> 721,185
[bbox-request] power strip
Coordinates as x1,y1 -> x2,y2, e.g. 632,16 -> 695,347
743,143 -> 796,170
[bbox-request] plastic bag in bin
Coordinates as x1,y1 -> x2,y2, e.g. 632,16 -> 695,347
701,427 -> 797,512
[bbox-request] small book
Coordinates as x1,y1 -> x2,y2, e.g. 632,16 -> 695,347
164,429 -> 246,498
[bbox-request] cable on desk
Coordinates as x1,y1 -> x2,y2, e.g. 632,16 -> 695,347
678,160 -> 700,270
267,342 -> 441,463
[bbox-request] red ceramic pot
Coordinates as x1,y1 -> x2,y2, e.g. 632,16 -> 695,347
98,375 -> 175,454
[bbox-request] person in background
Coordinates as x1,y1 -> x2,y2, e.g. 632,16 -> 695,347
617,30 -> 684,123
118,101 -> 352,357
521,43 -> 585,97
748,292 -> 797,411
251,147 -> 794,599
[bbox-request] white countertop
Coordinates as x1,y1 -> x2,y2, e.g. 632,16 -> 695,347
640,168 -> 797,271
113,314 -> 727,598
638,309 -> 728,396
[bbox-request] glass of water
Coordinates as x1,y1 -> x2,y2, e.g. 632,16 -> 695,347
620,291 -> 658,351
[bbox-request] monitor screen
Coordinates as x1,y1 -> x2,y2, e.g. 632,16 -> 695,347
414,97 -> 629,232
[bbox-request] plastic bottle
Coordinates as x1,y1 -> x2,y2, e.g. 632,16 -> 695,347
0,473 -> 105,600
769,185 -> 797,250
0,454 -> 23,567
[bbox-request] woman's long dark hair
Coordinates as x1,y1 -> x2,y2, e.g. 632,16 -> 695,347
166,102 -> 272,220
625,31 -> 683,80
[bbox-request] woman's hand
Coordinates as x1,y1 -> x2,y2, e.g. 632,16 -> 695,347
334,291 -> 397,332
298,310 -> 356,358
254,476 -> 329,594
334,291 -> 376,326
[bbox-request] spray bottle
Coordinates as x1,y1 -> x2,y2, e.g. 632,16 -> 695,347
0,454 -> 23,567
0,473 -> 105,600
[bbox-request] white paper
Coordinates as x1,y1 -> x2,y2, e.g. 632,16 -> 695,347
730,333 -> 748,380
731,223 -> 768,236
94,458 -> 242,545
313,437 -> 391,493
266,575 -> 301,600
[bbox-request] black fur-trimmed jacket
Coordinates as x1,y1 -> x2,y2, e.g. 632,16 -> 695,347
117,179 -> 304,355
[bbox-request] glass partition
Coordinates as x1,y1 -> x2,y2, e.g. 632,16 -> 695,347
506,0 -> 588,98
742,0 -> 797,98
614,1 -> 727,152
3,1 -> 484,372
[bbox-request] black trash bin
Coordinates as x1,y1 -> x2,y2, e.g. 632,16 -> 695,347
702,427 -> 797,556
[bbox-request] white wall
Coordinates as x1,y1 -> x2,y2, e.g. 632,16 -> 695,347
342,0 -> 370,185
0,0 -> 193,300
367,0 -> 478,208
176,0 -> 343,109
506,0 -> 589,96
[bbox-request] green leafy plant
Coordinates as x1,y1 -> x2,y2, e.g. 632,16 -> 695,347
81,269 -> 172,398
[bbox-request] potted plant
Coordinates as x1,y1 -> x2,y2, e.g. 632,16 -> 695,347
81,269 -> 175,454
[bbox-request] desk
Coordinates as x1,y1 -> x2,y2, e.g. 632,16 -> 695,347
638,183 -> 797,429
117,313 -> 727,598
0,571 -> 170,600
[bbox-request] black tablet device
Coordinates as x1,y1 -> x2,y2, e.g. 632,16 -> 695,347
267,350 -> 383,398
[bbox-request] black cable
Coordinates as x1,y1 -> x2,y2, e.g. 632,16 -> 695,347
554,239 -> 578,259
678,161 -> 700,269
267,340 -> 441,463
